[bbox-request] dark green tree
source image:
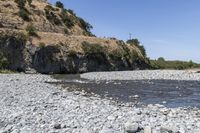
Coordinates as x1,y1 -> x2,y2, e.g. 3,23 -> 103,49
127,39 -> 140,46
55,1 -> 64,9
126,39 -> 147,57
78,17 -> 93,35
157,57 -> 165,62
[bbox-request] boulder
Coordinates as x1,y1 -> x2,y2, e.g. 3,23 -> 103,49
124,122 -> 139,133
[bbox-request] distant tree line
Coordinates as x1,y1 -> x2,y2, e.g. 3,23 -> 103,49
150,57 -> 200,70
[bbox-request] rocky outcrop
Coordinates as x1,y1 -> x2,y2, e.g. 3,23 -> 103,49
32,45 -> 149,74
0,37 -> 27,71
0,36 -> 149,73
33,45 -> 66,73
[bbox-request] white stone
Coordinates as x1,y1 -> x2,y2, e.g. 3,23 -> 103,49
80,128 -> 92,133
144,126 -> 152,133
99,128 -> 114,133
124,122 -> 139,133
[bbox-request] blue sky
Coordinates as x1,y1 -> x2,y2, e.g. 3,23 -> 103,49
49,0 -> 200,62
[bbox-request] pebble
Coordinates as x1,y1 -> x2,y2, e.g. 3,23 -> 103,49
107,116 -> 116,121
160,108 -> 170,115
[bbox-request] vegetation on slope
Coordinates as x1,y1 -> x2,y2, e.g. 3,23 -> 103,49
0,0 -> 93,36
15,0 -> 30,21
126,39 -> 147,58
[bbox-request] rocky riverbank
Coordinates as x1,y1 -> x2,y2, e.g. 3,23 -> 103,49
0,73 -> 200,133
81,70 -> 200,81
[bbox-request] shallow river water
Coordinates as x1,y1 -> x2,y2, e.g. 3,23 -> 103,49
52,74 -> 200,108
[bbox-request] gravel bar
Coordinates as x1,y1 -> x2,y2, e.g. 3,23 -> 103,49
0,74 -> 200,133
81,70 -> 200,81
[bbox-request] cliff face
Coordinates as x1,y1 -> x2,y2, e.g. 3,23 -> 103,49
0,0 -> 150,73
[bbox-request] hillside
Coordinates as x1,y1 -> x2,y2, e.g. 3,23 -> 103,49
0,0 -> 92,35
0,0 -> 149,73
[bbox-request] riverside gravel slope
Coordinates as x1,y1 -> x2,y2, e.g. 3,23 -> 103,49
0,74 -> 200,133
81,70 -> 200,81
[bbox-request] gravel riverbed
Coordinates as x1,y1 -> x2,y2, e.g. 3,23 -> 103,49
81,70 -> 200,81
0,73 -> 200,133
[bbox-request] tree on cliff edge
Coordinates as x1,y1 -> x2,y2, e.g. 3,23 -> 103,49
55,1 -> 64,9
126,39 -> 147,57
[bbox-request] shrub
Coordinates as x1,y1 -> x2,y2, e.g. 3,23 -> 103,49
18,8 -> 29,21
157,57 -> 165,62
55,1 -> 64,9
117,40 -> 131,58
14,0 -> 26,8
60,10 -> 74,28
78,17 -> 93,36
82,42 -> 108,63
109,50 -> 123,60
17,32 -> 29,42
27,0 -> 32,6
126,39 -> 147,57
0,53 -> 8,69
82,41 -> 105,55
26,23 -> 37,36
38,42 -> 46,48
44,5 -> 61,25
67,9 -> 76,16
68,50 -> 77,57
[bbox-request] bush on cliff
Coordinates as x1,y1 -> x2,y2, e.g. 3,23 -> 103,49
60,10 -> 74,28
82,41 -> 107,62
14,0 -> 26,8
82,41 -> 105,55
18,8 -> 30,21
78,17 -> 93,36
44,5 -> 61,25
109,50 -> 123,60
55,1 -> 64,9
0,53 -> 8,69
15,0 -> 30,21
68,9 -> 76,16
126,39 -> 147,57
26,23 -> 37,36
